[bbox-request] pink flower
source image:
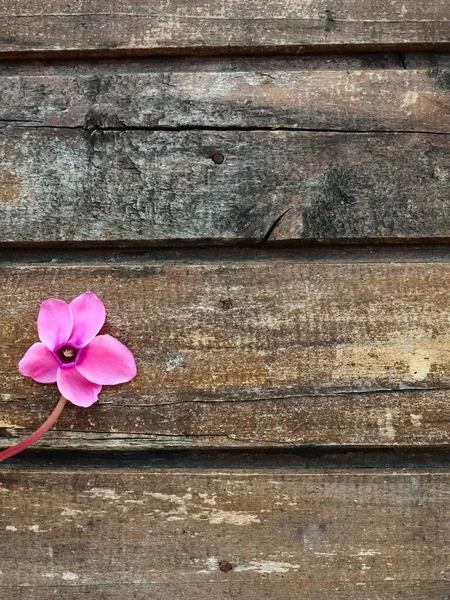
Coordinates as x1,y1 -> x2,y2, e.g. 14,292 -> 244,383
18,292 -> 137,407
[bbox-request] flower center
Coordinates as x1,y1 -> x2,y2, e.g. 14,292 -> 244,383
57,345 -> 78,364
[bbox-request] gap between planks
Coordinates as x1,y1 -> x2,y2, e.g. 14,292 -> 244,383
5,245 -> 450,264
3,447 -> 450,470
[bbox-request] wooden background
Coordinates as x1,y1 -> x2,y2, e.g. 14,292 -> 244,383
1,2 -> 450,598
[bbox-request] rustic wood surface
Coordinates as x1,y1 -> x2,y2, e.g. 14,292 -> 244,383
2,3 -> 450,598
4,390 -> 450,451
1,468 -> 449,599
1,55 -> 450,133
1,129 -> 450,243
2,258 -> 450,449
0,0 -> 449,57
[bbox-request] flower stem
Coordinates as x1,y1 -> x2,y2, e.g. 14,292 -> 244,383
0,395 -> 67,463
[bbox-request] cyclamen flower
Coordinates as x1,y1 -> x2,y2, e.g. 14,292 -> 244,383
19,291 -> 137,407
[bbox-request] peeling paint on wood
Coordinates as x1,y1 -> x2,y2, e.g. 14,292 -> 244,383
0,469 -> 449,599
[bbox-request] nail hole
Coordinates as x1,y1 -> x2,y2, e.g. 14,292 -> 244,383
218,560 -> 233,572
220,299 -> 233,310
211,153 -> 225,164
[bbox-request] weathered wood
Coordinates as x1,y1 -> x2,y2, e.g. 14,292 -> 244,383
3,390 -> 449,451
1,469 -> 449,599
1,56 -> 450,132
2,259 -> 450,449
402,52 -> 450,69
1,129 -> 450,243
0,0 -> 449,57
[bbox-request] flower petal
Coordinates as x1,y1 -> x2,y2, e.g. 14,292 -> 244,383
38,298 -> 73,350
18,342 -> 59,383
77,335 -> 137,385
68,291 -> 106,348
57,367 -> 102,407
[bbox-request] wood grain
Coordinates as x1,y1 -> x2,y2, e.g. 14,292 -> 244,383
1,56 -> 450,132
0,0 -> 449,57
1,468 -> 449,599
2,259 -> 450,449
2,129 -> 450,243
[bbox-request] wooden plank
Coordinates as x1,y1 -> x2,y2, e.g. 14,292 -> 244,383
2,259 -> 450,449
0,0 -> 449,57
1,468 -> 449,599
1,129 -> 450,243
2,56 -> 450,133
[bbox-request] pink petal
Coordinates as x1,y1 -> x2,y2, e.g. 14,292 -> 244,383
68,291 -> 106,348
18,342 -> 59,383
77,335 -> 137,385
38,298 -> 73,350
57,367 -> 102,407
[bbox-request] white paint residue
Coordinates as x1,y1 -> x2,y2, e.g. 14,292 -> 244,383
197,557 -> 220,573
377,409 -> 396,442
145,491 -> 192,503
28,525 -> 41,533
234,561 -> 300,574
62,572 -> 79,581
145,491 -> 258,525
61,507 -> 83,517
409,350 -> 431,381
356,550 -> 381,557
145,491 -> 192,520
165,354 -> 185,373
0,420 -> 22,429
84,488 -> 121,500
401,90 -> 418,113
410,413 -> 423,428
197,509 -> 260,526
5,525 -> 17,532
198,492 -> 217,506
435,166 -> 449,182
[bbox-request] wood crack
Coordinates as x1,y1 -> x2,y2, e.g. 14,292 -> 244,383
262,209 -> 291,243
2,121 -> 450,135
101,386 -> 450,409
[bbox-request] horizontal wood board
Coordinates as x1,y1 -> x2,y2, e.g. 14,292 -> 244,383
1,129 -> 450,243
1,469 -> 449,599
2,55 -> 450,244
0,0 -> 449,56
0,55 -> 450,133
1,5 -> 449,599
2,259 -> 450,449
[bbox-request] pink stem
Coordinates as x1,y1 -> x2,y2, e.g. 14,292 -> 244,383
0,396 -> 67,463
